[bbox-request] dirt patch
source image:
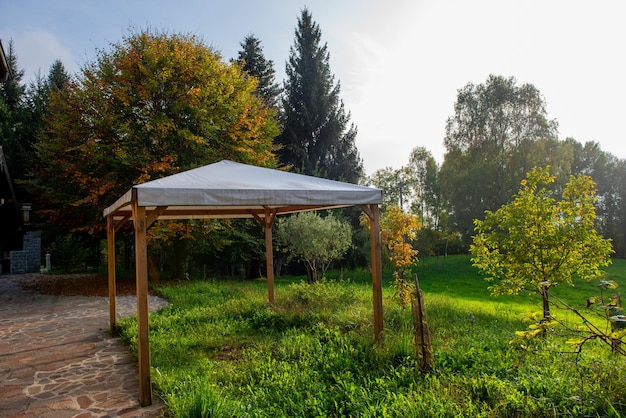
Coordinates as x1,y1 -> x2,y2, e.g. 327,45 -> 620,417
17,273 -> 143,297
215,345 -> 243,361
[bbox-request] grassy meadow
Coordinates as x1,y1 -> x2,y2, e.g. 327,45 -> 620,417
118,255 -> 626,417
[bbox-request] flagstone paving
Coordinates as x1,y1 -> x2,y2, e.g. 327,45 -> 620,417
0,274 -> 168,417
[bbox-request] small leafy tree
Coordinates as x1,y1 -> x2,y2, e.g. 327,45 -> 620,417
277,212 -> 352,283
379,205 -> 420,307
471,167 -> 614,321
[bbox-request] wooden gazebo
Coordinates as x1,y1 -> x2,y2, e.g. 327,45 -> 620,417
103,160 -> 384,406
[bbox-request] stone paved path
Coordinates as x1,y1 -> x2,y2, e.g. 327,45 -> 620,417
0,275 -> 168,417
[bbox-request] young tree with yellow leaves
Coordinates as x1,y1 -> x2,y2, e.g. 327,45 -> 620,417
470,166 -> 614,322
379,205 -> 421,307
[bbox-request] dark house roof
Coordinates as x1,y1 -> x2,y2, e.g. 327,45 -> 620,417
0,146 -> 17,204
0,39 -> 11,82
0,146 -> 21,256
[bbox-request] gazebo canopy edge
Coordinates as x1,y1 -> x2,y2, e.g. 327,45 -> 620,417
103,160 -> 382,219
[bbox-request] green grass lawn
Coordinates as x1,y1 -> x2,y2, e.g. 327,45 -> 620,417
118,255 -> 626,417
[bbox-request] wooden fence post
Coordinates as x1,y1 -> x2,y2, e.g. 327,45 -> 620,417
411,273 -> 433,372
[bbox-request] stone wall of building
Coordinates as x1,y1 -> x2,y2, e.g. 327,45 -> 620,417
10,231 -> 41,274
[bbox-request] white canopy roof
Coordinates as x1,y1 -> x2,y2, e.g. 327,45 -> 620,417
103,160 -> 382,220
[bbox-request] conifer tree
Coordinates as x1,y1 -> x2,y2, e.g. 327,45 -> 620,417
0,41 -> 30,187
23,60 -> 71,176
236,35 -> 281,108
278,8 -> 363,183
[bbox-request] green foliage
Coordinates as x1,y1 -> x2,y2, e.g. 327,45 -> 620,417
511,280 -> 626,356
116,258 -> 626,417
147,218 -> 265,279
471,167 -> 614,320
236,34 -> 282,108
570,141 -> 626,259
276,212 -> 352,282
163,378 -> 238,418
368,166 -> 411,211
416,228 -> 463,258
440,75 -> 560,243
46,233 -> 100,272
277,8 -> 364,183
33,28 -> 278,236
406,146 -> 442,228
20,61 -> 72,184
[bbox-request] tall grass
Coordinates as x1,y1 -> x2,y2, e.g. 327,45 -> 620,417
118,255 -> 626,417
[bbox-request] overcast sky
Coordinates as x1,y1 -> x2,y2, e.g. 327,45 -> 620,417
3,0 -> 625,176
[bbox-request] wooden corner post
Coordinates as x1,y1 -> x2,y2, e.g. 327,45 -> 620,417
264,207 -> 277,304
132,194 -> 152,406
362,204 -> 384,344
107,216 -> 116,335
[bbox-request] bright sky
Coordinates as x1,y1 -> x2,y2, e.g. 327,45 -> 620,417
4,0 -> 625,176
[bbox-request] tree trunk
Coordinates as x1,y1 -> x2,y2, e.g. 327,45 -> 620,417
169,239 -> 187,279
541,284 -> 551,321
275,256 -> 283,277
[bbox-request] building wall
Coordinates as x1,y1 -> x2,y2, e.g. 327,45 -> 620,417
10,231 -> 41,274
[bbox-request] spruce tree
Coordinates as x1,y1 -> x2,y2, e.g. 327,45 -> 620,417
278,8 -> 363,183
236,35 -> 281,108
0,40 -> 27,183
47,60 -> 71,92
23,60 -> 71,178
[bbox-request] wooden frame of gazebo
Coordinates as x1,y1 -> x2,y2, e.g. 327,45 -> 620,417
103,160 -> 384,406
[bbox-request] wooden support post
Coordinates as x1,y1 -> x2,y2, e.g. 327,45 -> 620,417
411,273 -> 433,371
366,204 -> 384,344
132,199 -> 152,406
264,207 -> 276,304
107,216 -> 117,336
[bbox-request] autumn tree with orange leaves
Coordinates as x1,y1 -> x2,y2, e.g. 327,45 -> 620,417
33,29 -> 279,238
380,205 -> 421,306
